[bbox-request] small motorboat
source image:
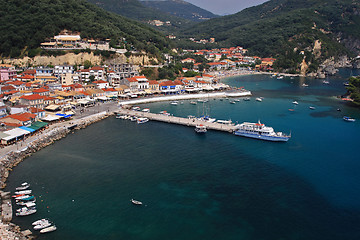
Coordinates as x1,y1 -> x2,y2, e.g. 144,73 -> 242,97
243,97 -> 250,101
309,106 -> 316,110
343,116 -> 355,122
142,108 -> 150,113
256,98 -> 262,102
15,190 -> 32,195
302,83 -> 309,87
131,199 -> 143,205
229,100 -> 236,104
40,225 -> 57,234
33,219 -> 52,230
337,108 -> 341,112
33,218 -> 50,226
195,125 -> 207,133
16,208 -> 37,216
190,101 -> 197,105
137,117 -> 149,124
234,99 -> 240,102
132,106 -> 141,111
130,116 -> 137,122
170,101 -> 178,105
292,101 -> 299,105
15,183 -> 30,191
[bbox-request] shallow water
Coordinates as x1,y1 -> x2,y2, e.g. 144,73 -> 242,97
6,69 -> 360,240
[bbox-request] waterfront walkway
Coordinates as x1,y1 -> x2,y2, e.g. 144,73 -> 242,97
117,109 -> 237,133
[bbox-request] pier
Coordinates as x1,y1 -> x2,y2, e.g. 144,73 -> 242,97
116,109 -> 237,133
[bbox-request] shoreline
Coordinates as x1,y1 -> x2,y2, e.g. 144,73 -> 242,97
0,77 -> 252,239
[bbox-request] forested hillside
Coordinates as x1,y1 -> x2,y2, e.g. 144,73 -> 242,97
0,0 -> 172,58
181,0 -> 360,72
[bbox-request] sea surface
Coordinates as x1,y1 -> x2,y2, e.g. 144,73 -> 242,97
6,69 -> 360,240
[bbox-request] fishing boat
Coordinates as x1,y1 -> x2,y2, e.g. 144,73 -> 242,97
132,106 -> 141,111
190,101 -> 197,105
15,182 -> 30,191
131,199 -> 143,205
256,98 -> 262,102
15,190 -> 32,195
309,106 -> 316,110
343,116 -> 356,122
195,124 -> 207,133
40,225 -> 57,234
142,108 -> 150,113
137,117 -> 149,124
234,121 -> 291,142
292,101 -> 299,105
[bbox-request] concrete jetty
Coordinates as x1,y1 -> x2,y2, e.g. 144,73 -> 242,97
116,109 -> 237,133
0,191 -> 12,222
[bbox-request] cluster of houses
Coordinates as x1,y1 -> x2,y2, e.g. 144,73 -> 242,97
0,62 -> 228,144
182,46 -> 276,71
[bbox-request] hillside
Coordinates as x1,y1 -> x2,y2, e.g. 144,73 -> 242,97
87,0 -> 192,29
180,0 -> 360,73
140,0 -> 218,22
0,0 -> 172,58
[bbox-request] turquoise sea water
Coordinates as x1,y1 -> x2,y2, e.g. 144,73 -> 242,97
6,69 -> 360,240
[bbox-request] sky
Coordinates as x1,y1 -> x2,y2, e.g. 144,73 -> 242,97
185,0 -> 269,15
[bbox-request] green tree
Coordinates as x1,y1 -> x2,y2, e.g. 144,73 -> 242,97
84,60 -> 92,69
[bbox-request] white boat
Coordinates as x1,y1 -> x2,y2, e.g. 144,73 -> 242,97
115,115 -> 122,119
229,100 -> 236,104
170,101 -> 178,105
137,117 -> 149,124
34,221 -> 52,230
190,101 -> 197,105
309,106 -> 316,110
322,80 -> 330,84
132,106 -> 141,111
130,116 -> 137,122
256,98 -> 262,102
142,108 -> 150,113
234,99 -> 240,102
195,124 -> 207,133
234,121 -> 291,142
277,76 -> 284,79
343,116 -> 355,122
292,101 -> 299,105
16,208 -> 37,216
15,195 -> 31,200
17,199 -> 36,206
15,190 -> 32,195
33,218 -> 50,226
131,199 -> 143,205
243,97 -> 250,101
302,83 -> 309,87
160,111 -> 170,116
40,225 -> 57,233
217,120 -> 233,125
197,99 -> 208,103
15,183 -> 30,191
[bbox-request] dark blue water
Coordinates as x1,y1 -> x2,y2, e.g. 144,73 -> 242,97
6,69 -> 360,239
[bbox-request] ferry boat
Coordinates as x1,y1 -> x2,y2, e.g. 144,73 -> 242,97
343,116 -> 355,122
234,121 -> 291,142
137,117 -> 149,124
195,125 -> 207,133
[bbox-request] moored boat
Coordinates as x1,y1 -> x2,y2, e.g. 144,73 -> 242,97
309,106 -> 316,110
15,190 -> 32,195
40,225 -> 57,234
131,199 -> 143,205
142,108 -> 150,113
34,219 -> 52,230
137,117 -> 149,124
16,208 -> 37,216
234,121 -> 291,142
195,125 -> 207,133
243,97 -> 250,101
256,97 -> 262,102
170,101 -> 178,105
15,183 -> 30,191
33,218 -> 50,226
343,116 -> 355,122
190,101 -> 197,105
292,101 -> 299,105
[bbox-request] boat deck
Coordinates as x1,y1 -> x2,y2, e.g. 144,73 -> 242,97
116,109 -> 236,133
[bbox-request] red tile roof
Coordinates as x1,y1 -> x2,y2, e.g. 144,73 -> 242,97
32,88 -> 49,93
148,80 -> 159,85
7,80 -> 25,86
22,69 -> 36,75
20,94 -> 43,100
90,66 -> 104,71
29,107 -> 45,113
7,112 -> 36,122
1,85 -> 15,91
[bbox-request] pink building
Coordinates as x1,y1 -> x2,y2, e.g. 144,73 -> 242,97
0,64 -> 16,81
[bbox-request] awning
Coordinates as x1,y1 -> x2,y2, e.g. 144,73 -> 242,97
0,132 -> 10,139
2,128 -> 30,141
28,121 -> 48,130
19,126 -> 36,132
45,104 -> 61,111
41,115 -> 61,122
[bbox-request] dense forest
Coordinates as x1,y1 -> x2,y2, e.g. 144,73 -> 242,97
347,76 -> 360,106
140,0 -> 217,22
0,0 -> 172,58
180,0 -> 360,73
